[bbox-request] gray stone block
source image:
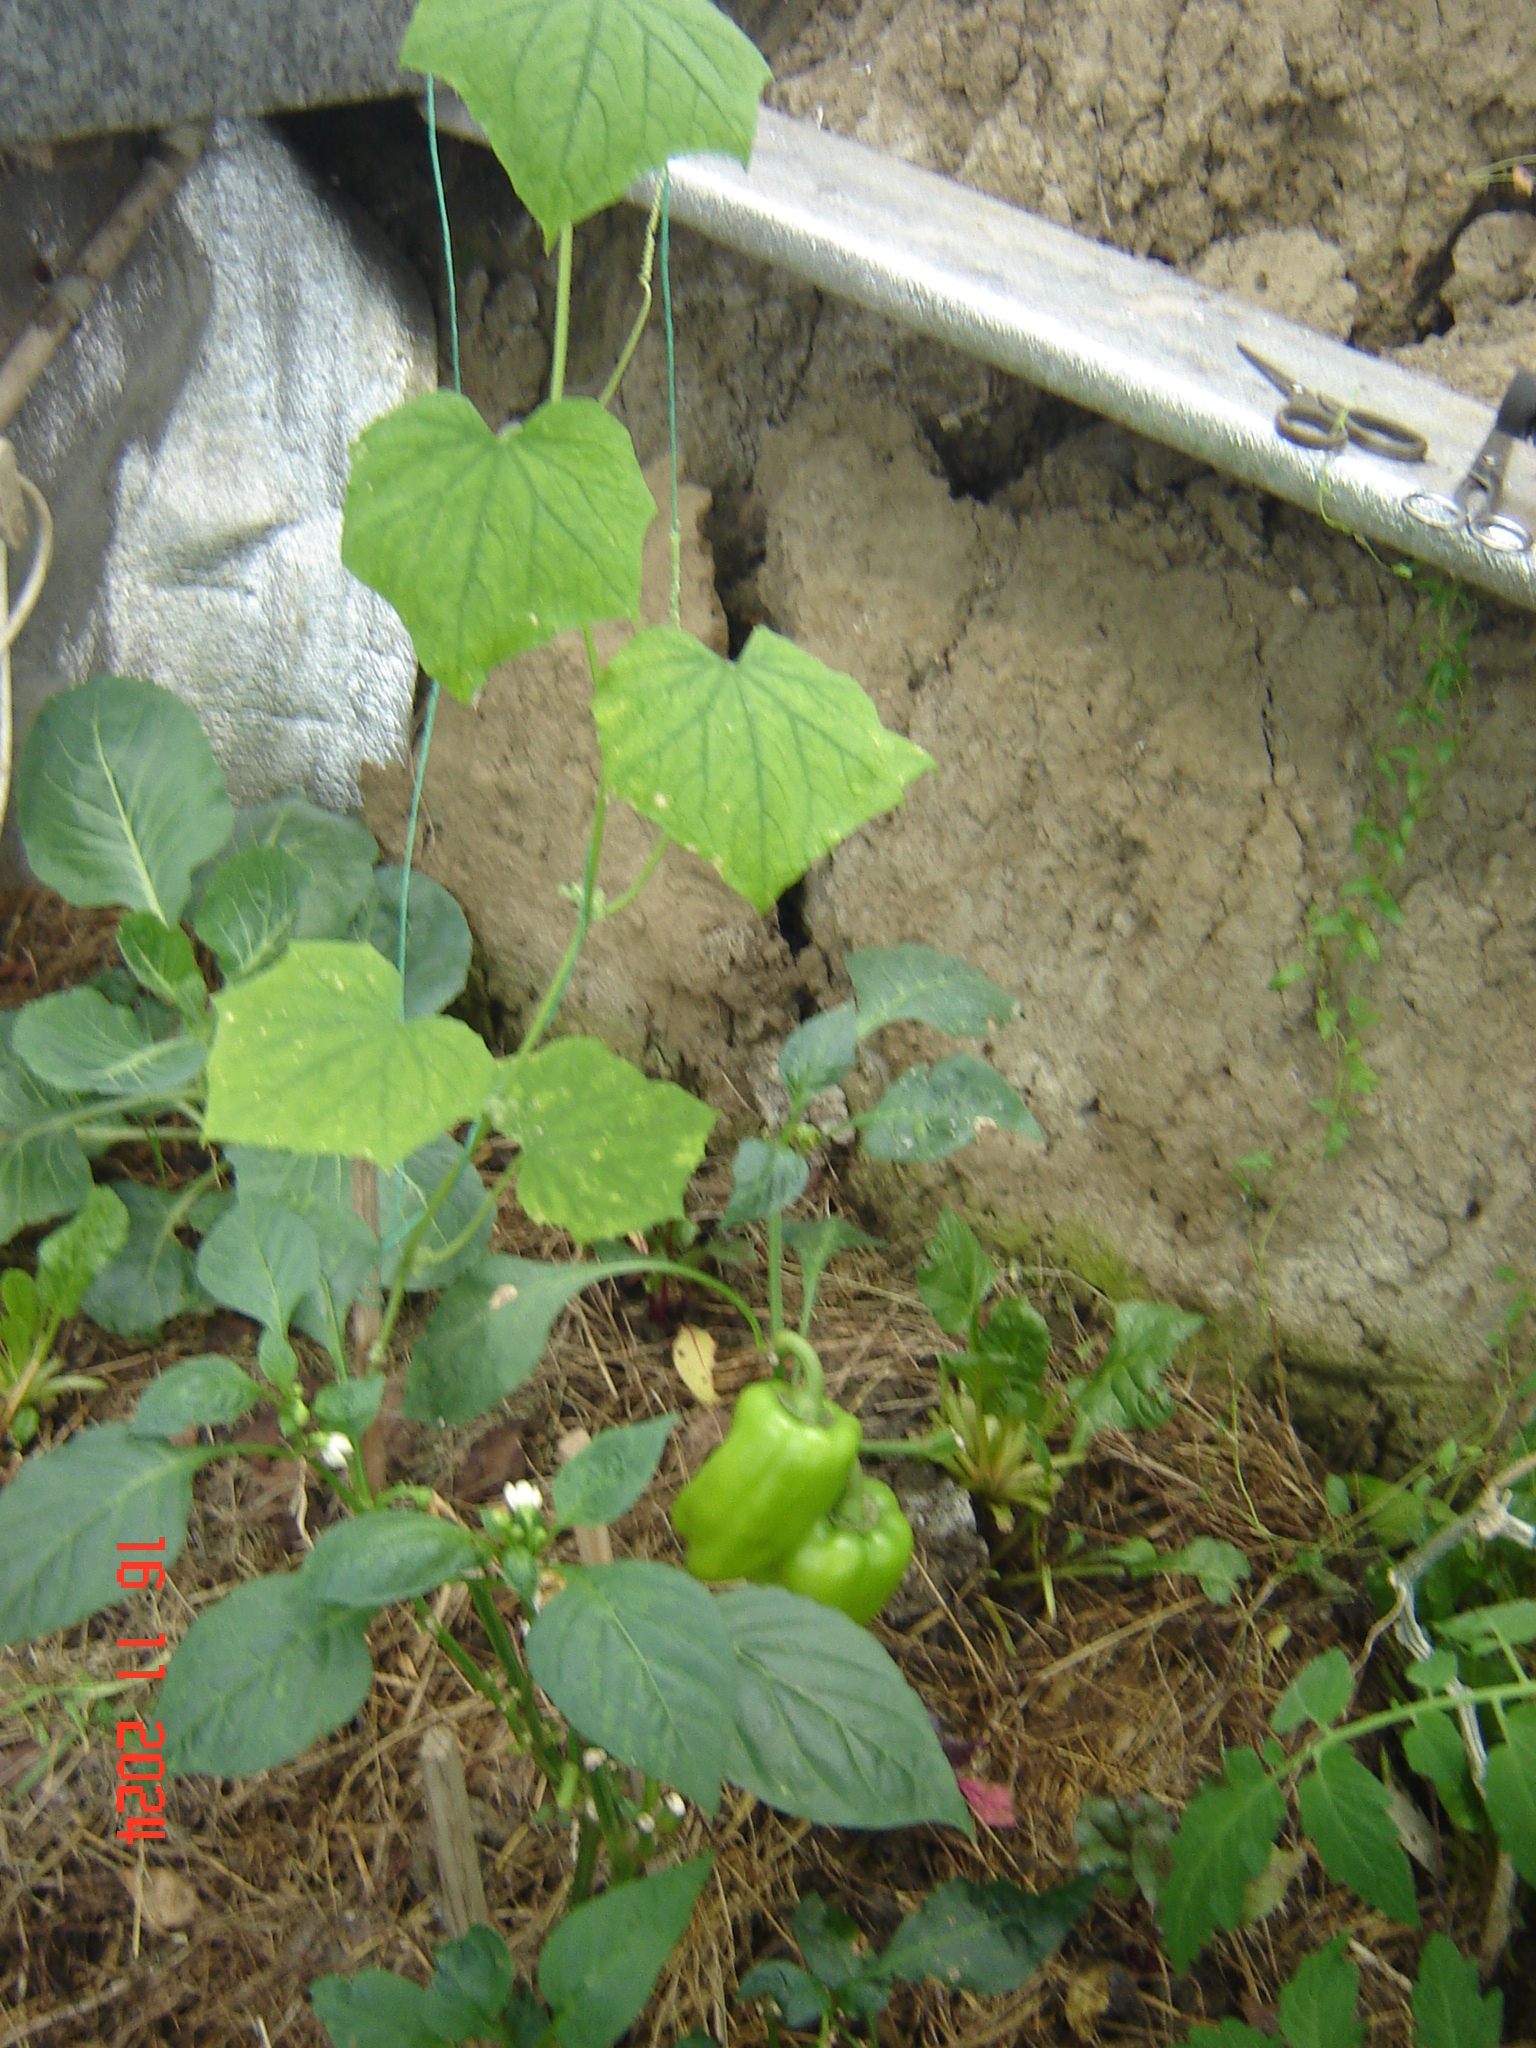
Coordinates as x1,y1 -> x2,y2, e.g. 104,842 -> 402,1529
0,0 -> 799,151
4,120 -> 435,878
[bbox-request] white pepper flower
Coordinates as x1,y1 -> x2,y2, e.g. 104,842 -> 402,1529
663,1791 -> 686,1818
318,1433 -> 352,1471
636,1812 -> 656,1836
582,1747 -> 608,1772
503,1480 -> 544,1516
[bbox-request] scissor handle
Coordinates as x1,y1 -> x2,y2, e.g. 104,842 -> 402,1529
1276,398 -> 1346,451
1345,409 -> 1427,462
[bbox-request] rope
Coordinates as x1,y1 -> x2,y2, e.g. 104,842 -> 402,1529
395,76 -> 458,1010
661,169 -> 681,629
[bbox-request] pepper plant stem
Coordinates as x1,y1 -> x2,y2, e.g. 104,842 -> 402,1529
860,1429 -> 961,1461
767,1209 -> 784,1337
369,1112 -> 490,1363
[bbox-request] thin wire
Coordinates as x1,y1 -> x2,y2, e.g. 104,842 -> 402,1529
661,167 -> 681,630
395,78 -> 457,1006
383,77 -> 460,1247
425,78 -> 461,398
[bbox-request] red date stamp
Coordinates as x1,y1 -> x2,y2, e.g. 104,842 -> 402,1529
114,1538 -> 169,1844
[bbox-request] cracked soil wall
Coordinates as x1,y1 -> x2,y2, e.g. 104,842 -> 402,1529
358,0 -> 1536,1455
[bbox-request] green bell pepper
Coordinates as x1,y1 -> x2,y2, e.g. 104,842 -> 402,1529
765,1473 -> 914,1624
671,1378 -> 862,1582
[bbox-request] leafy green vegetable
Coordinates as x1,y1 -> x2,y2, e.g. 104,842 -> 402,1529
17,674 -> 232,925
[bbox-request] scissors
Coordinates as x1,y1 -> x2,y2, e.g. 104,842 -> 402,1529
1237,344 -> 1428,461
1405,369 -> 1536,555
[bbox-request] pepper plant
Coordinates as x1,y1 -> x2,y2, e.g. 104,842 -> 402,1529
0,0 -> 1076,2028
908,1208 -> 1204,1540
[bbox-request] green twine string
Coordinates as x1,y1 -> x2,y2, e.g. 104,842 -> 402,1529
661,167 -> 681,629
379,78 -> 460,1254
396,79 -> 458,1008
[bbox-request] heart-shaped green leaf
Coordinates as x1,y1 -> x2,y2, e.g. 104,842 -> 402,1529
779,1003 -> 857,1112
594,626 -> 932,912
203,943 -> 494,1170
490,1037 -> 714,1242
400,0 -> 769,239
17,675 -> 232,925
343,393 -> 653,702
721,1138 -> 807,1226
13,988 -> 207,1099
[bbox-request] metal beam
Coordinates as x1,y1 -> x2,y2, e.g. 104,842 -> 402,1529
437,95 -> 1536,613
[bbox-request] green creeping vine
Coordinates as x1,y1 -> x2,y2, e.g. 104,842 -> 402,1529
0,0 -> 1083,2034
1235,573 -> 1475,1306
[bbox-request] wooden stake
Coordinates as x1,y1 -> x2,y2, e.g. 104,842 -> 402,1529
419,1725 -> 488,1936
556,1427 -> 613,1565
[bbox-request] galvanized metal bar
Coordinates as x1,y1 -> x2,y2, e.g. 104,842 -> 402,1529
435,94 -> 1536,612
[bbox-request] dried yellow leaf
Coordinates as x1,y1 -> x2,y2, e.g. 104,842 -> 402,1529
672,1324 -> 719,1406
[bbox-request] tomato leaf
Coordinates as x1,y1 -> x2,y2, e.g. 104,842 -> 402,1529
1158,1748 -> 1285,1971
1297,1746 -> 1419,1924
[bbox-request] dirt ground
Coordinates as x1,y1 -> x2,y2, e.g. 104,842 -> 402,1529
1,892 -> 1534,2048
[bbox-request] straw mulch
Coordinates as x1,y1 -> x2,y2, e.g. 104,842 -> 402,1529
0,889 -> 1525,2048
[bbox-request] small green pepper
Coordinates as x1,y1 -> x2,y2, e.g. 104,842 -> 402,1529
765,1474 -> 914,1625
671,1378 -> 862,1582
